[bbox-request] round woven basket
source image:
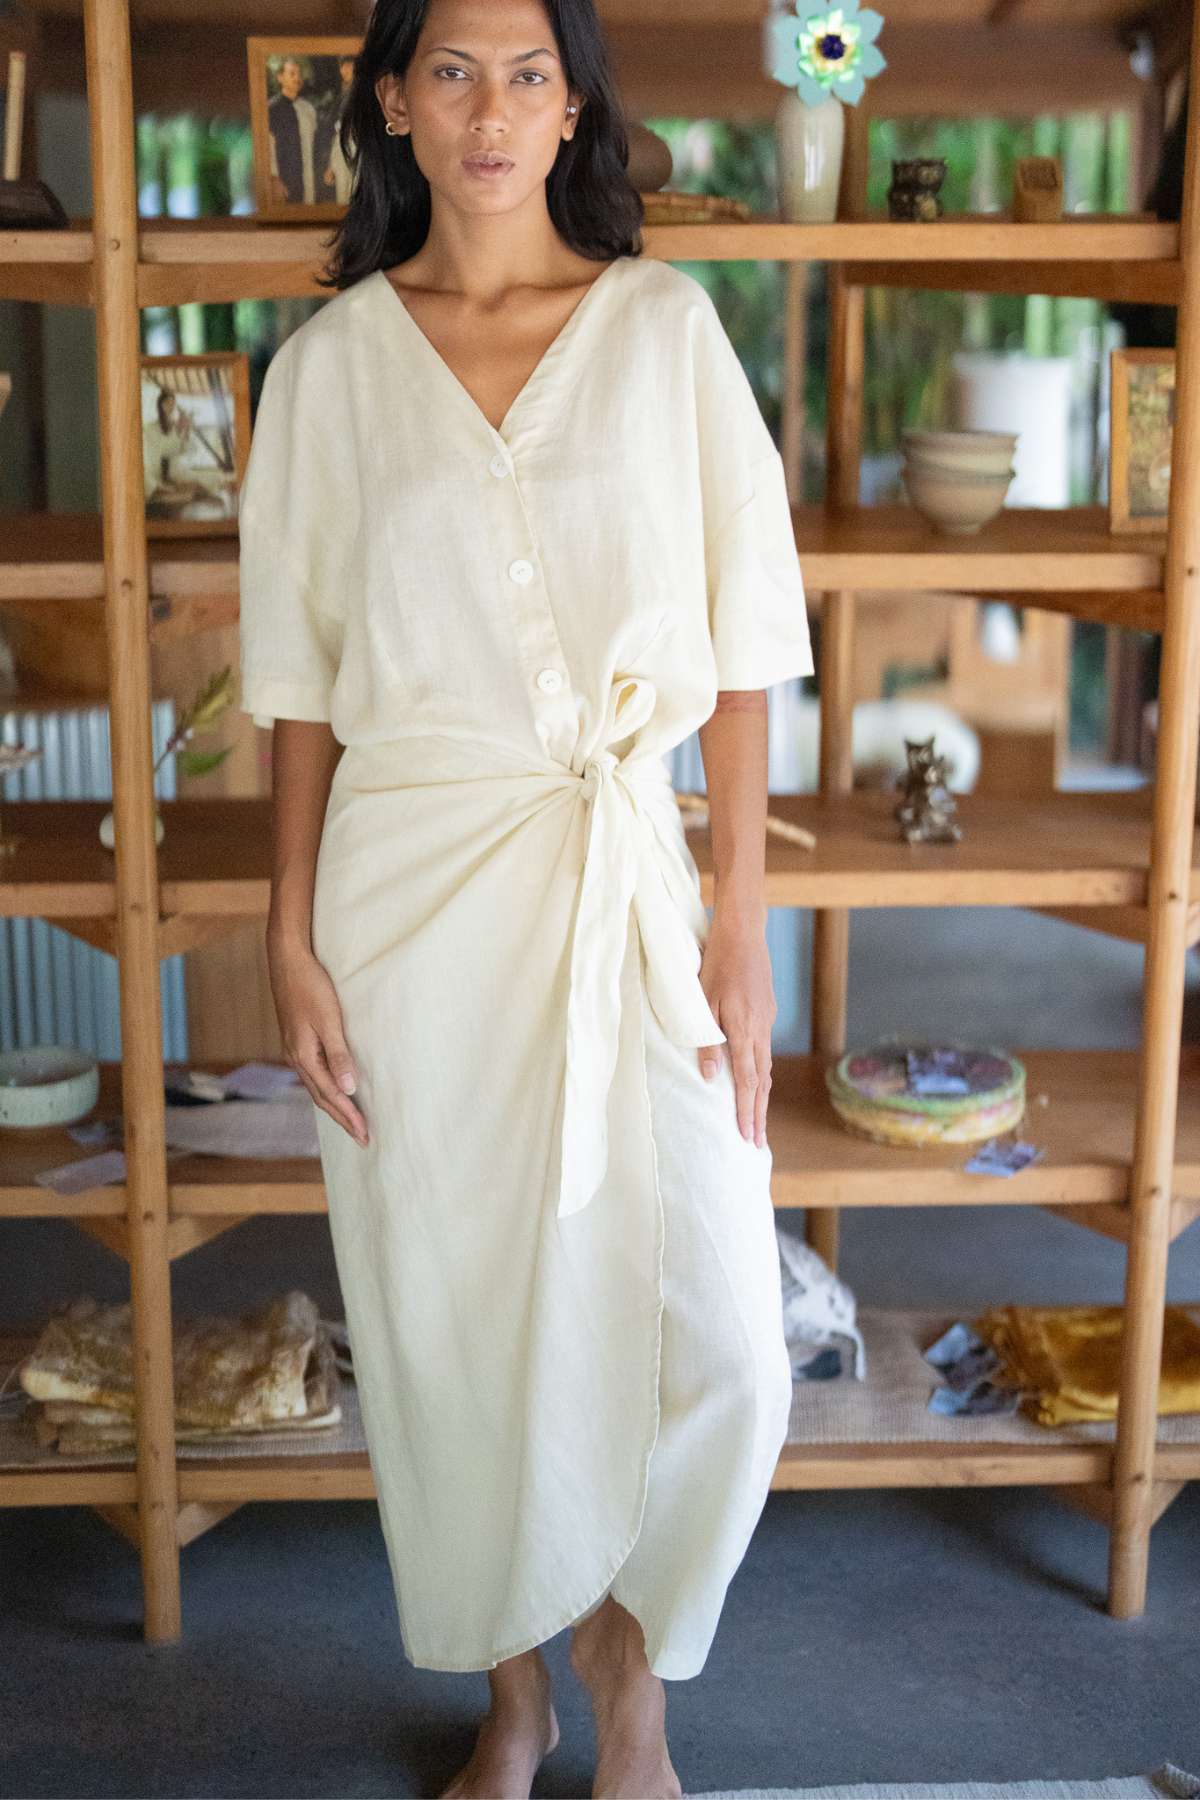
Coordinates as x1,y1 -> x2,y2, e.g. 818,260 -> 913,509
638,190 -> 752,225
825,1044 -> 1026,1147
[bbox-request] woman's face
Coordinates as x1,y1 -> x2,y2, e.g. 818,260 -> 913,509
376,0 -> 582,218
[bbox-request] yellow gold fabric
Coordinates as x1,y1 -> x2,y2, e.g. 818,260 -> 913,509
975,1303 -> 1200,1426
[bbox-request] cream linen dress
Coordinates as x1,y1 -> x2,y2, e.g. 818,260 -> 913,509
237,252 -> 814,1679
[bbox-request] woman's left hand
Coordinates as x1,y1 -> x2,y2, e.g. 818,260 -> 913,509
697,912 -> 777,1148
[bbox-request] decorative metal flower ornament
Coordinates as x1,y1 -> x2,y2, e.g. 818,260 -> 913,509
767,1 -> 886,107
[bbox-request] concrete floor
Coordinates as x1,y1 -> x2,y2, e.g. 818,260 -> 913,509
2,905 -> 1199,1796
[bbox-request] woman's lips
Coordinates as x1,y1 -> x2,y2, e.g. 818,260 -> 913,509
463,155 -> 513,178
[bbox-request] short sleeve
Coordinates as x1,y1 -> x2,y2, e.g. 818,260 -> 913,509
237,340 -> 351,730
692,289 -> 814,691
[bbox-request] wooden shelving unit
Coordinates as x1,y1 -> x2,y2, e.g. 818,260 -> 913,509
3,0 -> 1199,1642
0,504 -> 1170,631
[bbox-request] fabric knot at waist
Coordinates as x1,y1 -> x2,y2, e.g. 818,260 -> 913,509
558,676 -> 725,1222
581,747 -> 619,794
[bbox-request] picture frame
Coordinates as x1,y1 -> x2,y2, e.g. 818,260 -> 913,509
248,37 -> 362,221
1108,347 -> 1175,534
140,352 -> 250,538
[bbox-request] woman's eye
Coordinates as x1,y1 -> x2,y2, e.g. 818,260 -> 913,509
433,65 -> 547,85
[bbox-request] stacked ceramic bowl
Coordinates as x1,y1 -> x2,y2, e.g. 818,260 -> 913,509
900,427 -> 1018,534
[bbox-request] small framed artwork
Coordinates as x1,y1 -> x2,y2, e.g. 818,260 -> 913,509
1109,347 -> 1175,534
140,352 -> 250,538
248,37 -> 362,220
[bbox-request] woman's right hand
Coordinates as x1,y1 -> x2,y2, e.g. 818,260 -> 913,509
268,938 -> 368,1147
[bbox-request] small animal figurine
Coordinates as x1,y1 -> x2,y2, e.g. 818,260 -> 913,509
894,735 -> 962,844
887,157 -> 947,221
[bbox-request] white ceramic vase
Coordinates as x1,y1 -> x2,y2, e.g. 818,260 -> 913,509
774,88 -> 845,223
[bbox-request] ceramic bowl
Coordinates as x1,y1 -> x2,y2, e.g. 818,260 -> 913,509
906,446 -> 1021,482
0,1044 -> 100,1129
901,462 -> 1014,534
902,428 -> 1018,475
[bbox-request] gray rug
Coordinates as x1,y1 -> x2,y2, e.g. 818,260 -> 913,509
686,1764 -> 1200,1800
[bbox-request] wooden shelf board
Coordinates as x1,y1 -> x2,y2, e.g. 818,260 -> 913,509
0,1327 -> 376,1500
8,1305 -> 1200,1503
772,1438 -> 1118,1486
0,226 -> 93,305
0,509 -> 1165,631
0,227 -> 93,265
5,1426 -> 1195,1505
0,513 -> 240,607
0,789 -> 1192,921
0,1466 -> 141,1505
2,218 -> 1178,308
692,787 -> 1187,909
168,1168 -> 329,1216
769,1306 -> 1200,1490
793,504 -> 1165,596
133,211 -> 1174,263
0,1062 -> 130,1218
131,216 -> 1179,307
768,1048 -> 1200,1209
8,1049 -> 1200,1224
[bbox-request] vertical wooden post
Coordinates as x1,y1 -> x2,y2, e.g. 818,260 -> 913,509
808,100 -> 870,1272
1108,5 -> 1200,1617
780,261 -> 808,498
84,0 -> 181,1639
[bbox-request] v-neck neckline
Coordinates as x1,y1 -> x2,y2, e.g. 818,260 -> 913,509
373,257 -> 625,441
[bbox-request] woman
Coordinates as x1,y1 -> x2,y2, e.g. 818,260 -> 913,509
237,0 -> 814,1794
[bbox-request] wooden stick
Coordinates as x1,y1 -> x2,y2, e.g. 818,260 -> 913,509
674,790 -> 817,850
4,51 -> 26,183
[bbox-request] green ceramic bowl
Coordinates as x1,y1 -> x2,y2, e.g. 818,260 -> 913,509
0,1045 -> 100,1129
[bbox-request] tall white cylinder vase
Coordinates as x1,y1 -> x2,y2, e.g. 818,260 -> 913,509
774,88 -> 844,223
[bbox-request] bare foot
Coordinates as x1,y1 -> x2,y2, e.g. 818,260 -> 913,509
570,1595 -> 683,1800
438,1646 -> 560,1799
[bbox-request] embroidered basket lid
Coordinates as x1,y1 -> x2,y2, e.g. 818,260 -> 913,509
825,1043 -> 1025,1147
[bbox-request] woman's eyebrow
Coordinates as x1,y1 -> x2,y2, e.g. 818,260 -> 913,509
423,45 -> 559,64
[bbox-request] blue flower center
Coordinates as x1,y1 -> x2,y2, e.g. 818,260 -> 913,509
818,32 -> 846,59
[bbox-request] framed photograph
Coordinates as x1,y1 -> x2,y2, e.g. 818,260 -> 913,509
140,352 -> 250,538
1109,347 -> 1175,534
248,37 -> 362,220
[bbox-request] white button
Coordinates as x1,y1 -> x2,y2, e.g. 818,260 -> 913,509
536,668 -> 563,694
508,557 -> 535,584
489,453 -> 509,478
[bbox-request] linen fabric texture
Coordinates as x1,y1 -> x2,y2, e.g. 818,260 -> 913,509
238,253 -> 813,1677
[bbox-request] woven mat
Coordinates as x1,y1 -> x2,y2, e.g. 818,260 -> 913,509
3,1308 -> 1200,1469
685,1765 -> 1200,1800
785,1308 -> 1200,1446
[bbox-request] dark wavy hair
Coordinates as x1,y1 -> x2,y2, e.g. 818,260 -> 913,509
314,0 -> 643,291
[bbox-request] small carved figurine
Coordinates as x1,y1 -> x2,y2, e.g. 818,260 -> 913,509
887,157 -> 947,221
894,735 -> 962,844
